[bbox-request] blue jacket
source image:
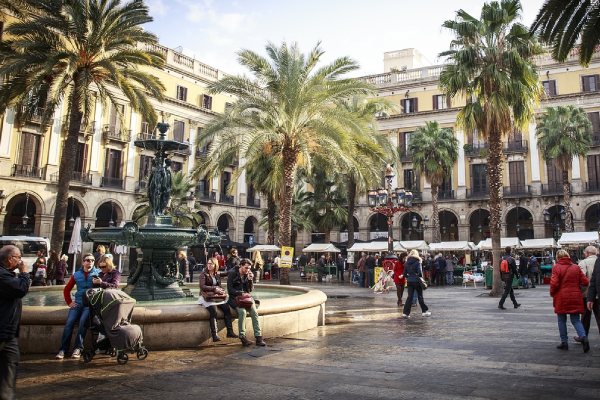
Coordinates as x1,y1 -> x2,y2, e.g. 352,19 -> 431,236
404,256 -> 423,283
72,267 -> 100,305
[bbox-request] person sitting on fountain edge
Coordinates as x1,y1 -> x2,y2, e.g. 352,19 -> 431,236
227,258 -> 266,347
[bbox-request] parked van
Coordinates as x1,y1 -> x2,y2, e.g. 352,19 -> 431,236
0,236 -> 50,267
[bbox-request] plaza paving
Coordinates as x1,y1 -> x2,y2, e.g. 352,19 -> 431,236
16,278 -> 600,400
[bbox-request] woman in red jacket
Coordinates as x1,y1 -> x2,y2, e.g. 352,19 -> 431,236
550,249 -> 590,352
393,252 -> 408,306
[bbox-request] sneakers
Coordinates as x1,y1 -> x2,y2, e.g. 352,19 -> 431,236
55,350 -> 65,360
71,348 -> 81,359
422,311 -> 432,317
400,314 -> 410,319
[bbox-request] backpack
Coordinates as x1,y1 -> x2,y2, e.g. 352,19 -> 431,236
500,258 -> 510,273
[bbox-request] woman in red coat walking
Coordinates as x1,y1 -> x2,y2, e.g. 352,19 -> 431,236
393,252 -> 408,306
550,249 -> 590,352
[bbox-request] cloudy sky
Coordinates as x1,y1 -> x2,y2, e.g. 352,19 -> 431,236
145,0 -> 546,77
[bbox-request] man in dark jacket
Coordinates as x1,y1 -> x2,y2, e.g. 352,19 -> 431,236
586,257 -> 600,326
0,245 -> 31,400
365,254 -> 376,288
498,246 -> 521,310
227,258 -> 265,347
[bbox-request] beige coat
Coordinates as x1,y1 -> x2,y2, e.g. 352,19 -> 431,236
578,255 -> 597,298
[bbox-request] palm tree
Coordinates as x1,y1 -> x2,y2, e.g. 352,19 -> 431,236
197,41 -> 372,283
409,122 -> 458,242
536,106 -> 592,231
531,0 -> 600,66
0,0 -> 165,254
439,0 -> 543,296
304,168 -> 348,243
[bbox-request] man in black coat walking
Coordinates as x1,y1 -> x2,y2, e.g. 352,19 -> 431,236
498,246 -> 521,310
586,257 -> 600,329
0,245 -> 31,400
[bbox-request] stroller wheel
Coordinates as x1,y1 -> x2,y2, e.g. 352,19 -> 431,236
117,352 -> 129,365
136,347 -> 149,360
108,348 -> 117,357
83,351 -> 94,363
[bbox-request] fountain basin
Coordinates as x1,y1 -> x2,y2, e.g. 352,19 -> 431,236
20,285 -> 327,353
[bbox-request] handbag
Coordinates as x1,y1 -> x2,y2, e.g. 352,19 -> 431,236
235,293 -> 255,309
202,290 -> 227,302
419,277 -> 428,290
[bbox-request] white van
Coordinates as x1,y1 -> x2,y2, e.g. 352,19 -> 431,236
0,236 -> 50,267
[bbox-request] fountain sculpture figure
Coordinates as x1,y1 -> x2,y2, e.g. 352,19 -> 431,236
81,122 -> 221,300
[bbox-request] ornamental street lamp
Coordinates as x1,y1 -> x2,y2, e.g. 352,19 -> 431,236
543,207 -> 566,240
367,164 -> 413,255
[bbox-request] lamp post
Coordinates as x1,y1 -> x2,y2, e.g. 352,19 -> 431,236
367,164 -> 413,255
22,192 -> 30,227
408,213 -> 429,239
543,207 -> 566,240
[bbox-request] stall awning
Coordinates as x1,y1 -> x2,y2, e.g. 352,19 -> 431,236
429,241 -> 476,252
247,244 -> 281,252
558,231 -> 599,246
348,241 -> 401,252
477,237 -> 521,250
302,243 -> 341,253
520,238 -> 560,249
398,240 -> 429,251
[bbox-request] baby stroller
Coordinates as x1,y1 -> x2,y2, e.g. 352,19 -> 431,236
83,288 -> 148,364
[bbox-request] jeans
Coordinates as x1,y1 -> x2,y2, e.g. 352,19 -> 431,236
402,281 -> 428,316
557,313 -> 586,343
237,303 -> 261,338
59,304 -> 90,352
446,271 -> 454,285
0,338 -> 19,400
337,267 -> 344,281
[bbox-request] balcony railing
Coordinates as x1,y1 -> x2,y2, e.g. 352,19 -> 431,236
135,180 -> 148,193
219,194 -> 234,204
585,181 -> 600,192
591,135 -> 600,147
399,149 -> 412,162
11,164 -> 46,179
196,191 -> 216,202
22,107 -> 46,124
541,183 -> 568,196
172,147 -> 191,157
503,185 -> 531,197
464,144 -> 489,158
247,198 -> 261,208
466,189 -> 490,199
437,189 -> 455,200
101,176 -> 123,189
195,148 -> 209,159
103,125 -> 131,143
137,132 -> 156,141
503,140 -> 528,154
49,171 -> 92,185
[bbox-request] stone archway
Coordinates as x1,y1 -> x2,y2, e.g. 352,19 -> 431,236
95,201 -> 122,228
505,206 -> 534,240
544,204 -> 566,240
243,216 -> 258,246
400,211 -> 425,240
217,213 -> 235,238
469,208 -> 490,243
3,192 -> 40,236
439,210 -> 459,241
584,202 -> 600,231
368,213 -> 388,240
340,216 -> 360,242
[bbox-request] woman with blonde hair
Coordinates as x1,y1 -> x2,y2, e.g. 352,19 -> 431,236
401,250 -> 431,318
55,254 -> 68,285
93,254 -> 121,289
251,251 -> 264,283
199,257 -> 236,342
550,249 -> 590,352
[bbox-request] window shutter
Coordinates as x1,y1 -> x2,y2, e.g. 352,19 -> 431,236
432,95 -> 438,110
588,112 -> 600,134
414,98 -> 418,112
587,155 -> 600,188
550,80 -> 557,96
595,75 -> 600,91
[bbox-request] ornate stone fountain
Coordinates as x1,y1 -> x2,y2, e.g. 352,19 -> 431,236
82,122 -> 220,301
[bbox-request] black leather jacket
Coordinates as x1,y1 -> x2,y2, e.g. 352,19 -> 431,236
0,265 -> 31,341
226,268 -> 253,308
587,257 -> 600,301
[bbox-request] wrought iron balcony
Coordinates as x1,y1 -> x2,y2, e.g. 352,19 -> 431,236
137,132 -> 156,141
172,147 -> 191,157
22,107 -> 47,124
11,164 -> 46,179
247,198 -> 261,208
585,181 -> 600,192
100,176 -> 123,189
49,171 -> 92,185
399,148 -> 412,162
541,183 -> 568,196
437,189 -> 455,200
195,148 -> 209,159
219,194 -> 234,204
503,185 -> 531,197
196,191 -> 216,203
466,188 -> 490,199
503,140 -> 528,154
464,143 -> 489,158
591,135 -> 600,147
103,125 -> 131,143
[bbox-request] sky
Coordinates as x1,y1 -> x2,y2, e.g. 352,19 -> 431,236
145,0 -> 546,77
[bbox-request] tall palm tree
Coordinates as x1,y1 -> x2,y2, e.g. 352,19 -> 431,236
0,0 -> 165,253
531,0 -> 600,66
409,122 -> 458,243
304,168 -> 348,243
197,41 -> 372,283
536,106 -> 592,231
439,0 -> 543,295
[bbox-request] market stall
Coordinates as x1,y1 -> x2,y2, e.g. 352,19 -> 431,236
302,243 -> 341,278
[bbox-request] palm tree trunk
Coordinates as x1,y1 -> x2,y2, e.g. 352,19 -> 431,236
431,184 -> 441,243
324,230 -> 331,243
267,193 -> 276,244
278,143 -> 297,285
346,178 -> 357,249
487,130 -> 504,296
562,169 -> 573,232
50,82 -> 83,254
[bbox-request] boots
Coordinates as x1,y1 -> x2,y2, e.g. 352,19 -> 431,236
255,336 -> 266,347
224,315 -> 237,338
240,336 -> 253,346
209,317 -> 221,342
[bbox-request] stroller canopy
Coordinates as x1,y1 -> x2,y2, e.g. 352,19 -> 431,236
88,289 -> 137,331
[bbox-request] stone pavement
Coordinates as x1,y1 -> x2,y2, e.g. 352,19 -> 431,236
16,278 -> 600,400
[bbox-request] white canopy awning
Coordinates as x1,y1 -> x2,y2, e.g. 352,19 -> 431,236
246,244 -> 281,252
398,240 -> 429,251
477,237 -> 521,250
348,241 -> 401,253
520,238 -> 560,249
302,243 -> 341,253
429,241 -> 476,252
558,231 -> 600,246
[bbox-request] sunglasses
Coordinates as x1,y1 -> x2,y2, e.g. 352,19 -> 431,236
84,259 -> 95,262
98,264 -> 107,268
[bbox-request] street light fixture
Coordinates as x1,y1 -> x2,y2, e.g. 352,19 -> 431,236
22,192 -> 30,227
543,207 -> 566,240
367,164 -> 413,255
68,197 -> 75,228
